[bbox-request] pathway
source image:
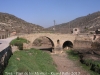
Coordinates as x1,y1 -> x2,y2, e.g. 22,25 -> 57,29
51,52 -> 90,75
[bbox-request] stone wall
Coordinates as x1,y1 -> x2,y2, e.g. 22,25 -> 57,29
0,46 -> 13,74
23,43 -> 32,49
74,40 -> 92,49
11,46 -> 18,53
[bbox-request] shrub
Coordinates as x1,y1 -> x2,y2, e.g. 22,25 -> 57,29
14,42 -> 23,50
17,37 -> 19,40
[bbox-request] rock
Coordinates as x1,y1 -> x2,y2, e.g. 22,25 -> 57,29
16,58 -> 20,61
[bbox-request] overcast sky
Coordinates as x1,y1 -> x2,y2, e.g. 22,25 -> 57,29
0,0 -> 100,28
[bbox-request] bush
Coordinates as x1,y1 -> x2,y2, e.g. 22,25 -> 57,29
14,42 -> 23,50
17,42 -> 23,50
17,36 -> 19,40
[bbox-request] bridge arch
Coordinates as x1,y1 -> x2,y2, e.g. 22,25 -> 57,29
62,40 -> 73,49
44,36 -> 54,47
32,36 -> 54,52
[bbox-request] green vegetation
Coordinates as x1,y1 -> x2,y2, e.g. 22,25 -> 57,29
4,48 -> 58,75
83,59 -> 100,75
80,60 -> 100,75
66,50 -> 79,60
10,37 -> 29,50
10,37 -> 29,45
66,50 -> 100,75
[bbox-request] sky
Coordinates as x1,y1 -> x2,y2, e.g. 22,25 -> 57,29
0,0 -> 100,28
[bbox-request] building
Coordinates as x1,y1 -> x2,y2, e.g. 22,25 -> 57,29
73,28 -> 80,34
0,31 -> 8,39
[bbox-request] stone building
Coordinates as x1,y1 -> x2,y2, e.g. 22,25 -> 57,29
73,28 -> 80,34
0,31 -> 8,39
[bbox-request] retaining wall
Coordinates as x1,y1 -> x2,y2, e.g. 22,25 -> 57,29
0,46 -> 13,75
74,40 -> 92,49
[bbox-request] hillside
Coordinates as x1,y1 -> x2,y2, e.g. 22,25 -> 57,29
47,11 -> 100,33
0,12 -> 44,34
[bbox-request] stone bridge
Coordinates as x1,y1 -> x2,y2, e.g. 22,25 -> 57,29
20,33 -> 93,50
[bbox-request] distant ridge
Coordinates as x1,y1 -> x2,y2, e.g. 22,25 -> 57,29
47,11 -> 100,33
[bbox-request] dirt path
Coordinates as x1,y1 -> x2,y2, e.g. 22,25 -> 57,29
51,52 -> 90,75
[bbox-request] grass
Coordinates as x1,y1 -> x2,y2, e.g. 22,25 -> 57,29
4,48 -> 58,75
66,50 -> 100,75
10,37 -> 29,46
10,37 -> 30,50
66,50 -> 79,60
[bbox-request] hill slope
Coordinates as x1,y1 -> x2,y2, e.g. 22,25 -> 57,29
47,11 -> 100,33
0,12 -> 44,34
